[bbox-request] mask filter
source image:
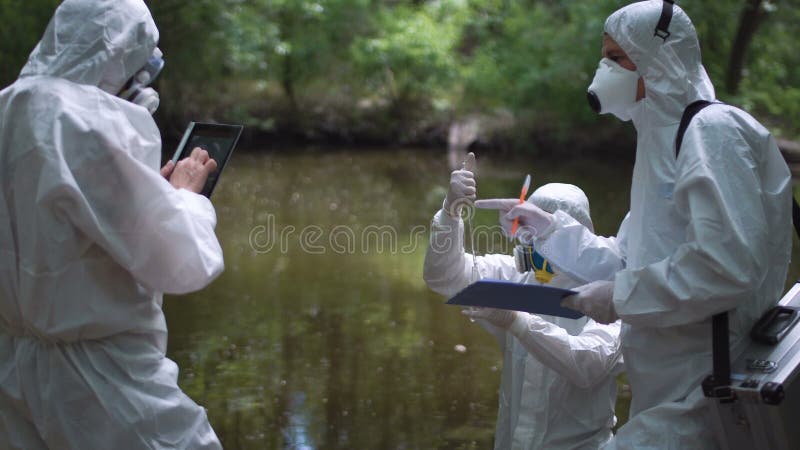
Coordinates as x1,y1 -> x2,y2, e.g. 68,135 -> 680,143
119,48 -> 164,114
587,58 -> 640,121
514,244 -> 555,284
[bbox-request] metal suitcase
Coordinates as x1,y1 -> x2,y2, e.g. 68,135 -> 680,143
704,282 -> 800,450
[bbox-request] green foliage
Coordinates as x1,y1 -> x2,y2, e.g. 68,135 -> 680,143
350,2 -> 466,105
1,0 -> 798,145
735,0 -> 800,136
460,0 -> 627,145
683,0 -> 738,89
0,0 -> 59,88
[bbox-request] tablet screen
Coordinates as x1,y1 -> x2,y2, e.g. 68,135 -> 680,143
171,122 -> 243,197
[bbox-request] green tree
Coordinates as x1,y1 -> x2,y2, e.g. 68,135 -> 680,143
349,1 -> 468,139
0,0 -> 59,88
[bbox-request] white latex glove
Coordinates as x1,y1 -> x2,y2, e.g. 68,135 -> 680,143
134,87 -> 160,114
561,280 -> 618,324
443,152 -> 476,218
474,198 -> 553,240
462,307 -> 518,329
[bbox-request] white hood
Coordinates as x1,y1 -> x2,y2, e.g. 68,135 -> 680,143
604,0 -> 715,125
19,0 -> 158,94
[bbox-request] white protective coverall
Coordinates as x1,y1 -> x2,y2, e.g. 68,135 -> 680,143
424,184 -> 623,450
533,2 -> 792,448
0,1 -> 224,448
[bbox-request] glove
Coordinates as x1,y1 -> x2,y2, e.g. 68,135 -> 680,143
133,86 -> 160,115
443,152 -> 476,218
474,198 -> 553,240
561,280 -> 618,324
462,307 -> 517,329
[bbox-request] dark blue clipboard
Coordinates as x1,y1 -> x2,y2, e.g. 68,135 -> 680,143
446,279 -> 583,319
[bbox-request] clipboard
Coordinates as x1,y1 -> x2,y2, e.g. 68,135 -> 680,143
446,279 -> 583,319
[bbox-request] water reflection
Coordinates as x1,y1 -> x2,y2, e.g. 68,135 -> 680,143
282,391 -> 314,449
163,148 -> 800,449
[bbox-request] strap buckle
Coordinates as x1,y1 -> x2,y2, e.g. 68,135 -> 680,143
654,0 -> 675,41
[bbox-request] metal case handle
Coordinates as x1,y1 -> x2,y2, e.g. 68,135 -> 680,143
750,306 -> 800,345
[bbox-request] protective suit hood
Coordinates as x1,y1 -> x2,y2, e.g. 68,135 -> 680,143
604,0 -> 715,125
529,183 -> 594,233
19,0 -> 158,94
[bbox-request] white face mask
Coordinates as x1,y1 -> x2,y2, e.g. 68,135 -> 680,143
587,58 -> 640,121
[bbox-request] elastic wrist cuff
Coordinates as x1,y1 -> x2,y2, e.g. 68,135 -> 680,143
434,206 -> 462,228
442,197 -> 463,220
176,188 -> 217,227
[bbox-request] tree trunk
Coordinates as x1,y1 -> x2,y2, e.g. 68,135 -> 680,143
726,0 -> 767,95
777,138 -> 800,183
447,118 -> 480,170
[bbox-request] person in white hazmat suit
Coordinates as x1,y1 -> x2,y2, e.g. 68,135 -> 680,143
424,153 -> 624,449
0,0 -> 225,448
478,1 -> 792,448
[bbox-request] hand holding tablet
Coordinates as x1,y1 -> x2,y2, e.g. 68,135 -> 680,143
170,122 -> 244,198
169,147 -> 218,193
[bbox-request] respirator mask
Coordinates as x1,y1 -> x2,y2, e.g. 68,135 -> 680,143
514,244 -> 555,284
586,58 -> 639,121
119,48 -> 164,114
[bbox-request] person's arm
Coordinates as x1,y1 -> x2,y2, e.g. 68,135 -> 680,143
424,209 -> 529,297
43,99 -> 223,295
508,314 -> 623,388
532,212 -> 628,284
474,198 -> 629,284
613,115 -> 791,327
423,209 -> 473,298
424,208 -> 530,345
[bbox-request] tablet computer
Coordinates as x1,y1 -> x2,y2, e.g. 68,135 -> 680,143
171,122 -> 244,198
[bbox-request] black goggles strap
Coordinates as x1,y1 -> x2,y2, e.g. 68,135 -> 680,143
655,0 -> 675,40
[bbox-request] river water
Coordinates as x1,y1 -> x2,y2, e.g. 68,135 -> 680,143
163,148 -> 800,449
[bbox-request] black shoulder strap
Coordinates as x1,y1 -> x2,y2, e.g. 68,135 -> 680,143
655,0 -> 675,40
795,197 -> 800,241
676,100 -> 800,240
678,100 -> 736,401
681,100 -> 800,401
675,99 -> 713,158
